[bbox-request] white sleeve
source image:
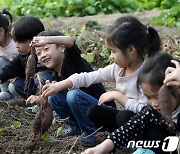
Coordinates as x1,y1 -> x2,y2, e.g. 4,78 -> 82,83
68,64 -> 116,89
124,88 -> 148,113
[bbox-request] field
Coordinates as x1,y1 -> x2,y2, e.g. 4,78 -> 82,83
0,9 -> 180,154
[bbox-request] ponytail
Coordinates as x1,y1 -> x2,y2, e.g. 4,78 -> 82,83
146,26 -> 161,57
0,9 -> 12,33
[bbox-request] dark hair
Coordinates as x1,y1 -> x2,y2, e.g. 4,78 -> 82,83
137,53 -> 175,88
0,9 -> 12,35
12,16 -> 45,43
106,16 -> 161,58
37,30 -> 64,37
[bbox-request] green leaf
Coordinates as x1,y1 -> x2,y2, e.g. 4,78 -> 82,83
0,128 -> 4,134
10,121 -> 21,129
41,132 -> 57,142
56,127 -> 63,138
82,51 -> 96,63
52,117 -> 56,125
80,25 -> 86,33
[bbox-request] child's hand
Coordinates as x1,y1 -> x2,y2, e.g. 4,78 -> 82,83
31,36 -> 48,47
81,145 -> 107,154
164,60 -> 180,87
82,139 -> 114,154
26,95 -> 41,105
98,91 -> 117,105
42,80 -> 60,98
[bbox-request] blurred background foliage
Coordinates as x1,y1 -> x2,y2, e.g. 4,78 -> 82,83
0,0 -> 179,27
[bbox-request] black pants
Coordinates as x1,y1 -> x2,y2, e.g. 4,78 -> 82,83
87,104 -> 135,132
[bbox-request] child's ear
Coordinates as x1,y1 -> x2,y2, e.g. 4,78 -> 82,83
127,45 -> 136,55
0,27 -> 4,35
61,45 -> 65,53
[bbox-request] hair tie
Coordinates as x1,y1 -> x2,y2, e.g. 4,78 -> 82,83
146,26 -> 149,34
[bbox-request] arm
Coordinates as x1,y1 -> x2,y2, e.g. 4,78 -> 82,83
0,54 -> 25,83
68,64 -> 116,89
82,139 -> 114,154
42,79 -> 73,98
32,36 -> 75,48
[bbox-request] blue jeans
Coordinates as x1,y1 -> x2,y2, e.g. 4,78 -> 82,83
48,89 -> 99,132
8,71 -> 52,99
0,57 -> 11,92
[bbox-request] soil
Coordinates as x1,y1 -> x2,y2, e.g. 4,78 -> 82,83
0,9 -> 180,154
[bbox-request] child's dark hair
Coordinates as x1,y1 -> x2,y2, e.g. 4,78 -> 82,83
37,30 -> 64,37
12,16 -> 45,43
137,53 -> 175,88
0,9 -> 12,38
106,16 -> 161,58
138,53 -> 180,126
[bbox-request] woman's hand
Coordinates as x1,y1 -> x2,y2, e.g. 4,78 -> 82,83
26,95 -> 41,105
164,60 -> 180,87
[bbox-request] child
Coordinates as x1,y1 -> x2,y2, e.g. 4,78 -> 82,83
26,30 -> 115,143
0,16 -> 47,103
0,10 -> 18,104
82,53 -> 180,154
41,16 -> 161,146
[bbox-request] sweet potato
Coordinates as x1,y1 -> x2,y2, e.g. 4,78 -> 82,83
26,46 -> 37,80
159,85 -> 180,126
159,85 -> 173,125
33,99 -> 53,137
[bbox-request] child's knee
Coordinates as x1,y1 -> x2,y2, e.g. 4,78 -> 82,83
8,82 -> 19,96
66,89 -> 80,104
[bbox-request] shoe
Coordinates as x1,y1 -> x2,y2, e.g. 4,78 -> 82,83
25,105 -> 39,114
60,127 -> 80,138
0,91 -> 17,105
132,148 -> 155,154
80,131 -> 101,147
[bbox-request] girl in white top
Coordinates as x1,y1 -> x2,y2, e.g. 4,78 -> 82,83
0,10 -> 18,104
41,16 -> 161,146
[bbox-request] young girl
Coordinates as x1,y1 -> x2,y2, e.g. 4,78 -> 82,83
0,16 -> 48,102
27,29 -> 115,141
82,53 -> 180,154
41,16 -> 161,146
0,10 -> 18,104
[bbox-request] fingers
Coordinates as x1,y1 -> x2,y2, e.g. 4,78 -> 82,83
171,60 -> 180,68
26,95 -> 36,105
165,67 -> 175,75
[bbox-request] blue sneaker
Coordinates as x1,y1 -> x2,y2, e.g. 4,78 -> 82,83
80,131 -> 101,147
133,148 -> 155,154
60,127 -> 80,138
0,92 -> 16,105
25,105 -> 39,114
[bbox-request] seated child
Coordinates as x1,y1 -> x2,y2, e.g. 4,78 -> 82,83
26,30 -> 115,146
0,10 -> 18,104
82,53 -> 180,154
0,16 -> 50,100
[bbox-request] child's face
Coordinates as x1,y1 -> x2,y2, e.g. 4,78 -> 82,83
141,82 -> 178,113
35,44 -> 64,71
15,40 -> 31,55
105,40 -> 127,68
